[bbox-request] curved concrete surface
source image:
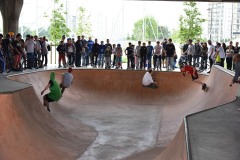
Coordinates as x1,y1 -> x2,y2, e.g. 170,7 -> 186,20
1,65 -> 237,160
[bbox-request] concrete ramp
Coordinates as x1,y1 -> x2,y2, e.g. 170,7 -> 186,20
1,65 -> 237,160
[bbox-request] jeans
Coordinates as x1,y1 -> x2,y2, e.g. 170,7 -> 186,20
135,56 -> 140,69
105,57 -> 111,68
166,57 -> 174,70
201,56 -> 208,70
188,55 -> 192,66
98,54 -> 104,67
153,55 -> 161,69
193,55 -> 200,66
75,52 -> 82,67
147,56 -> 152,69
0,56 -> 6,73
27,52 -> 34,68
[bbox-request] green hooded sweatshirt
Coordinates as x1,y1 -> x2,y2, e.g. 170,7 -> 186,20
48,72 -> 62,101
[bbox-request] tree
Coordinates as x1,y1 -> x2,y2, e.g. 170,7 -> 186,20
178,2 -> 206,43
131,16 -> 170,41
76,6 -> 92,36
47,0 -> 70,44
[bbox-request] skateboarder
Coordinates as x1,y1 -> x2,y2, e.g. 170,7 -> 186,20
180,65 -> 208,91
41,72 -> 62,112
60,67 -> 74,94
142,69 -> 158,89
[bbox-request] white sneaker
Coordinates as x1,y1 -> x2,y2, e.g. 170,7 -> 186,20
2,72 -> 7,76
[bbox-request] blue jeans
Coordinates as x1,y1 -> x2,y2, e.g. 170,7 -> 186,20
98,54 -> 104,67
0,56 -> 6,73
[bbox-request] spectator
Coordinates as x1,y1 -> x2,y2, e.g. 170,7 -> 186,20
81,48 -> 87,67
226,44 -> 234,70
0,34 -> 6,75
57,40 -> 66,68
12,33 -> 23,70
165,38 -> 176,71
147,41 -> 154,69
98,41 -> 105,68
230,54 -> 240,87
41,36 -> 48,66
75,36 -> 82,67
200,42 -> 208,70
153,41 -> 162,71
135,41 -> 141,70
125,42 -> 134,69
25,35 -> 35,69
112,44 -> 116,68
104,46 -> 112,69
161,39 -> 168,68
66,38 -> 76,67
215,43 -> 225,67
194,40 -> 201,66
207,40 -> 215,73
91,39 -> 99,67
115,44 -> 122,69
34,35 -> 42,64
140,42 -> 148,70
183,39 -> 195,66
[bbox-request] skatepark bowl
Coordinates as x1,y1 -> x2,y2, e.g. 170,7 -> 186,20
0,65 -> 239,160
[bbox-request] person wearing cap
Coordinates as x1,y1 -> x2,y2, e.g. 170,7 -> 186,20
60,67 -> 73,94
142,69 -> 158,89
41,72 -> 62,112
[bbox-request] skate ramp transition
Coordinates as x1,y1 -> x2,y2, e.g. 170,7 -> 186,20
0,65 -> 237,160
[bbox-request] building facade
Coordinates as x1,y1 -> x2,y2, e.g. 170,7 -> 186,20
208,2 -> 240,42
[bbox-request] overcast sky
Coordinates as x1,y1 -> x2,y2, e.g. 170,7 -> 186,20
1,0 -> 209,40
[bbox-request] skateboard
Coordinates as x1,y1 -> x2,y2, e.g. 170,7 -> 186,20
202,83 -> 209,92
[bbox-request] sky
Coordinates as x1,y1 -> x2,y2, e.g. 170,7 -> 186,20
0,0 -> 209,40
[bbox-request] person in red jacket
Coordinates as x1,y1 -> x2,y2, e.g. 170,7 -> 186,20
180,65 -> 208,91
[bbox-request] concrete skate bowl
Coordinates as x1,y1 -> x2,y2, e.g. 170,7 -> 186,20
1,65 -> 237,160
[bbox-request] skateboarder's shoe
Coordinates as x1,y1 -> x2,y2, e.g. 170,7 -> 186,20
202,83 -> 207,90
47,107 -> 50,112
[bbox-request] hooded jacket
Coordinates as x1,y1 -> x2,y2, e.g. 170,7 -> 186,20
48,72 -> 62,101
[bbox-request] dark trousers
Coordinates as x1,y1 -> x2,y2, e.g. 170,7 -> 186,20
201,56 -> 208,70
147,56 -> 152,69
140,55 -> 147,69
226,57 -> 232,70
42,54 -> 48,65
27,52 -> 34,68
75,53 -> 82,67
209,57 -> 214,70
188,55 -> 192,66
91,53 -> 98,66
220,58 -> 225,68
153,55 -> 161,69
193,55 -> 200,66
112,55 -> 116,67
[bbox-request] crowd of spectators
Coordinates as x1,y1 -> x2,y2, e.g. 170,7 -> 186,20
0,32 -> 239,75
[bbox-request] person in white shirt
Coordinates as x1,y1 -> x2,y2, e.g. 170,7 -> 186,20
207,40 -> 215,73
60,67 -> 74,94
25,35 -> 35,69
142,69 -> 158,89
183,39 -> 195,66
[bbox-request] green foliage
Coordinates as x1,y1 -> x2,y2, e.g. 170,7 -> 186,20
131,16 -> 170,41
76,6 -> 92,36
48,2 -> 70,44
178,2 -> 206,43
